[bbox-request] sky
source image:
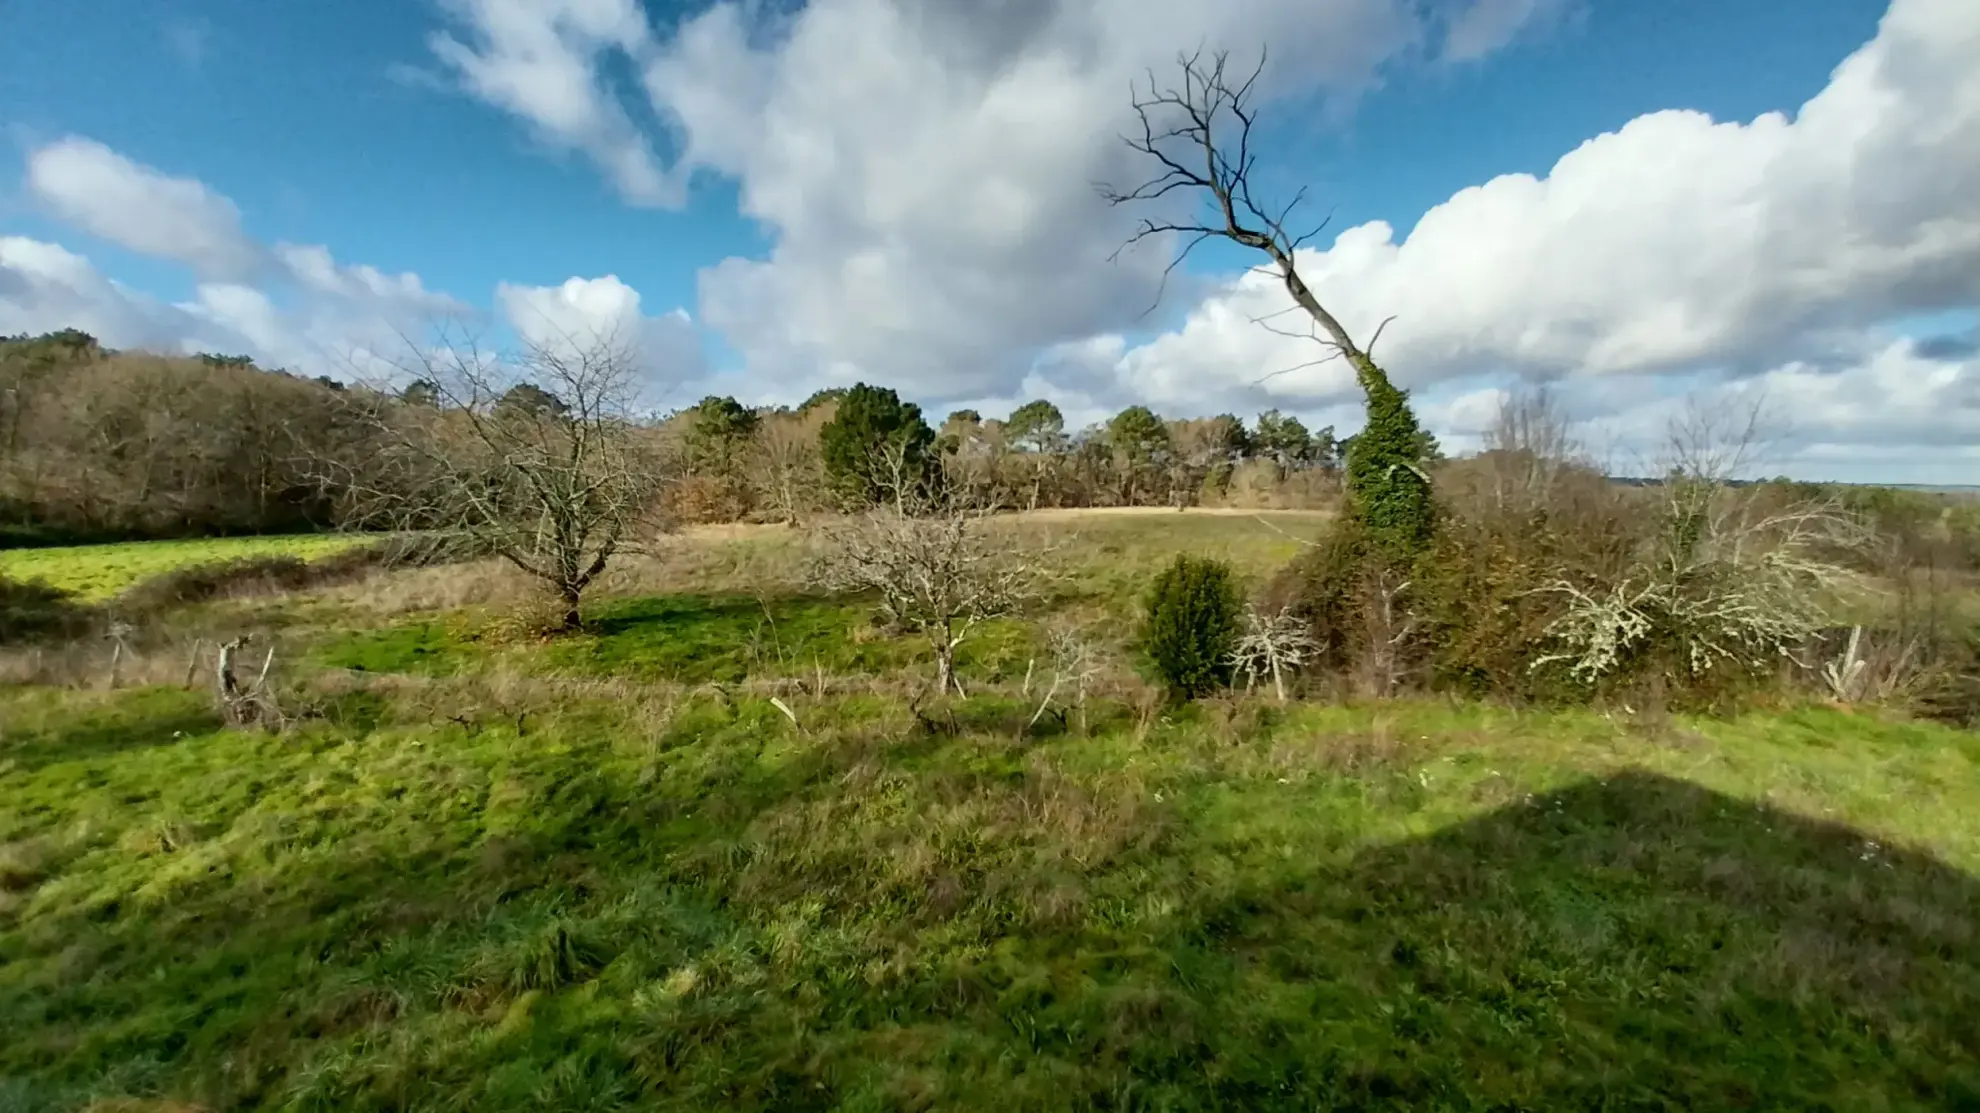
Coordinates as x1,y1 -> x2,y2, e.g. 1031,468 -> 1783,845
1,0 -> 1975,484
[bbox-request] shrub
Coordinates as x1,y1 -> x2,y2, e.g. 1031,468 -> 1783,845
662,475 -> 754,526
1142,554 -> 1243,699
1519,480 -> 1870,710
114,542 -> 403,614
1260,516 -> 1369,679
0,573 -> 95,644
1411,460 -> 1640,703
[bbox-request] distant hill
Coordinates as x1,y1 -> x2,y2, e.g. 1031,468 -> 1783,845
1608,477 -> 1978,496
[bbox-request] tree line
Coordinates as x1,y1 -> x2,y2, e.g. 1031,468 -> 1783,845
0,330 -> 373,545
0,326 -> 1397,548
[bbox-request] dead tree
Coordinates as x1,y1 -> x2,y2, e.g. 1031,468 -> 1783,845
1103,50 -> 1435,560
103,620 -> 133,690
330,327 -> 668,631
216,634 -> 280,729
1102,51 -> 1381,381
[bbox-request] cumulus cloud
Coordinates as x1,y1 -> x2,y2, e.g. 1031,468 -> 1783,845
1085,0 -> 1980,413
1398,328 -> 1979,485
428,0 -> 682,206
433,0 -> 1561,403
434,0 -> 1977,479
0,236 -> 449,380
10,135 -> 703,400
0,237 -> 212,350
25,137 -> 262,280
13,138 -> 491,376
495,274 -> 707,403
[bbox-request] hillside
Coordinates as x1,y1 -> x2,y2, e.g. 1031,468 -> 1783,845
3,512 -> 1978,1111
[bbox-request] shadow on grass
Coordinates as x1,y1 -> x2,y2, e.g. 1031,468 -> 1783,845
9,695 -> 1978,1111
1165,770 -> 1980,1108
560,593 -> 895,682
0,688 -> 222,774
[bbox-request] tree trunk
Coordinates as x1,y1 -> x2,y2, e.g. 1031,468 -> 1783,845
935,645 -> 956,697
560,585 -> 583,631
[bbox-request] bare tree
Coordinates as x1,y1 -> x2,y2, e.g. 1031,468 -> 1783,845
1102,50 -> 1393,392
1483,384 -> 1585,514
745,407 -> 829,526
1103,48 -> 1434,560
809,446 -> 1054,696
332,328 -> 667,631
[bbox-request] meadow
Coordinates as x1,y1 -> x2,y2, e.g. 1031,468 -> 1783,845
0,535 -> 371,601
2,509 -> 1978,1111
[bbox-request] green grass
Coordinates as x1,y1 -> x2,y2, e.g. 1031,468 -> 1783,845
4,679 -> 1979,1110
4,513 -> 1980,1110
0,535 -> 370,601
317,592 -> 1041,687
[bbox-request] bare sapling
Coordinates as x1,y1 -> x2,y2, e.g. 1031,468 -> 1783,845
1228,605 -> 1319,702
810,442 -> 1058,698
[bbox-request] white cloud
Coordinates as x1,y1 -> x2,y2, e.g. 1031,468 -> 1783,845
0,237 -> 435,379
1400,331 -> 1979,484
435,0 -> 1561,403
428,0 -> 682,206
435,0 -> 1977,479
1088,0 -> 1980,414
495,274 -> 706,404
1440,0 -> 1577,63
11,138 -> 707,399
0,236 -> 210,350
13,138 -> 487,377
25,137 -> 262,280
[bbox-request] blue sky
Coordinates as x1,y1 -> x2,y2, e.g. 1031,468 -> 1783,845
1,0 -> 1974,483
2,0 -> 1882,313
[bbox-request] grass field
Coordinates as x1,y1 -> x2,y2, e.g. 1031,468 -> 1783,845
2,510 -> 1978,1111
0,535 -> 371,601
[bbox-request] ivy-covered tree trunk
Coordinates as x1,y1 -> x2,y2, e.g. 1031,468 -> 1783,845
1344,353 -> 1436,568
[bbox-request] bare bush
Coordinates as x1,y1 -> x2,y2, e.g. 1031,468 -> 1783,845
1228,606 -> 1318,702
809,449 -> 1055,696
1532,399 -> 1871,690
1027,626 -> 1101,734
